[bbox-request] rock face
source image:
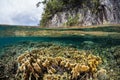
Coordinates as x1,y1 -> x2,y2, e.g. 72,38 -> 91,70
46,0 -> 120,27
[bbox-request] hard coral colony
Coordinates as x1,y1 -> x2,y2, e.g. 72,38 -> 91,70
16,46 -> 106,80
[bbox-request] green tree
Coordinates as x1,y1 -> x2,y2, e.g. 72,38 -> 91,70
39,0 -> 100,27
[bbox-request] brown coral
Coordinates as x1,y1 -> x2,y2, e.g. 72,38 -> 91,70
16,46 -> 104,80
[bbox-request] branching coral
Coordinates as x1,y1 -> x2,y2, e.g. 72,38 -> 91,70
16,46 -> 105,80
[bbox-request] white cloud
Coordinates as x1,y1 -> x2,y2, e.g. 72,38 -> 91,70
0,0 -> 44,26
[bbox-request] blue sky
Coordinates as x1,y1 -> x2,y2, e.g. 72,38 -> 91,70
0,0 -> 44,26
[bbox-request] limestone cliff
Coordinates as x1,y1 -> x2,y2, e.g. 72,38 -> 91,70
40,0 -> 120,27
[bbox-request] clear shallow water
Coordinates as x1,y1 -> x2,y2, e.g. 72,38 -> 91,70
0,25 -> 120,80
0,25 -> 120,51
0,36 -> 120,49
1,25 -> 120,32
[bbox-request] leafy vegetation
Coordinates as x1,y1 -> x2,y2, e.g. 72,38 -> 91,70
39,0 -> 101,26
65,14 -> 79,26
40,0 -> 84,26
40,0 -> 64,26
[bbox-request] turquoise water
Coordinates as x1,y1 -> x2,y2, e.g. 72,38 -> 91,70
0,36 -> 120,49
0,25 -> 120,53
0,25 -> 120,80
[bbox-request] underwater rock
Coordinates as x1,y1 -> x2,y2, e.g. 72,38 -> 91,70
81,41 -> 98,49
0,62 -> 5,78
82,41 -> 95,45
113,46 -> 120,65
96,68 -> 108,80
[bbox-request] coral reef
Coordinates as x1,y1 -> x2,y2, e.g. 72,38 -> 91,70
1,41 -> 120,80
16,46 -> 104,80
0,57 -> 18,80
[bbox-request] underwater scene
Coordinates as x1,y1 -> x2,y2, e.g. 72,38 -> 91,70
0,25 -> 120,80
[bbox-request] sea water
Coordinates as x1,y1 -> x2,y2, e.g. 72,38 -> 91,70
0,25 -> 120,80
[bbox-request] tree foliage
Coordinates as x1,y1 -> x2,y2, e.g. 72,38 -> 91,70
39,0 -> 100,27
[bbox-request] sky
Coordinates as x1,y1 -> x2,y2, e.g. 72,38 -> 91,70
0,0 -> 44,26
